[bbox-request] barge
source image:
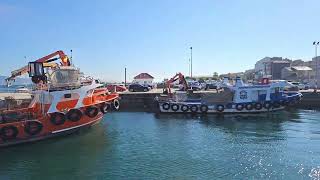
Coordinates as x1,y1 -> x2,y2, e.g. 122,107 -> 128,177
156,73 -> 302,114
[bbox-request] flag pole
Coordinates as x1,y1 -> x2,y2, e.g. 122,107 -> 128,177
190,47 -> 193,78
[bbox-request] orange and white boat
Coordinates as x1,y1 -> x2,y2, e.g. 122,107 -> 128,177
0,50 -> 120,147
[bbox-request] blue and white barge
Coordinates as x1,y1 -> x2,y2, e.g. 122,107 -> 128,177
157,77 -> 302,114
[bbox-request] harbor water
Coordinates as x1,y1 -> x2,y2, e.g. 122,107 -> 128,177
1,110 -> 320,179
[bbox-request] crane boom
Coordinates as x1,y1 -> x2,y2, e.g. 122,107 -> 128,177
5,50 -> 70,83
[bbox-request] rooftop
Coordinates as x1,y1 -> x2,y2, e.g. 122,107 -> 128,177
134,73 -> 154,79
291,66 -> 312,71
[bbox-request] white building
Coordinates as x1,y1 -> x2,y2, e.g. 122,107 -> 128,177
255,57 -> 272,75
254,57 -> 291,79
132,73 -> 154,86
312,56 -> 320,86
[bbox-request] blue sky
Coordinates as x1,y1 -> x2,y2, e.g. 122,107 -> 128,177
0,0 -> 319,82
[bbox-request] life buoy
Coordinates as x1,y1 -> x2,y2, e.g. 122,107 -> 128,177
0,125 -> 18,141
273,102 -> 281,108
24,121 -> 43,136
113,99 -> 120,111
200,105 -> 208,113
50,112 -> 66,125
85,106 -> 99,118
66,109 -> 83,122
236,104 -> 244,111
171,104 -> 179,111
245,103 -> 253,110
100,103 -> 110,114
216,104 -> 224,112
190,105 -> 198,113
162,103 -> 170,110
254,103 -> 263,110
181,105 -> 189,112
263,102 -> 272,109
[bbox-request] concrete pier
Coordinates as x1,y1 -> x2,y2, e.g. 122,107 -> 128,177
1,91 -> 319,112
119,92 -> 160,112
118,91 -> 320,111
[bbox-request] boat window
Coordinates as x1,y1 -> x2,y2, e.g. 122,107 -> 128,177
258,90 -> 267,95
49,68 -> 81,88
64,94 -> 72,98
28,62 -> 45,77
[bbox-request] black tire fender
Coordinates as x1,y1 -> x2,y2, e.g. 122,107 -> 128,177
113,99 -> 120,111
236,104 -> 244,111
254,103 -> 263,110
0,125 -> 19,141
24,121 -> 43,136
245,103 -> 253,110
181,105 -> 189,112
66,109 -> 83,122
50,112 -> 66,125
85,106 -> 99,118
100,103 -> 111,114
200,105 -> 208,113
216,104 -> 224,112
263,102 -> 272,109
162,103 -> 170,110
171,104 -> 179,112
190,105 -> 199,113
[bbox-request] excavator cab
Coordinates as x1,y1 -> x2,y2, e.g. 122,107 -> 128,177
28,62 -> 47,84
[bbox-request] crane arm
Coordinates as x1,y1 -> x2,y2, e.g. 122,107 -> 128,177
35,50 -> 70,66
5,50 -> 70,83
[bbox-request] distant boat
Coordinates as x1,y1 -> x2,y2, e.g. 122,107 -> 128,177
156,74 -> 302,114
15,86 -> 30,93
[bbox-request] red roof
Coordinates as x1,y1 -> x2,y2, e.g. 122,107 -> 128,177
134,73 -> 154,79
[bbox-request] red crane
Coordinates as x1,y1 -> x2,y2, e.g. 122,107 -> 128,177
6,50 -> 71,83
164,72 -> 188,95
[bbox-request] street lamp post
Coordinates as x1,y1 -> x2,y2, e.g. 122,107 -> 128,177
188,58 -> 191,77
313,41 -> 319,89
124,67 -> 127,87
190,47 -> 193,78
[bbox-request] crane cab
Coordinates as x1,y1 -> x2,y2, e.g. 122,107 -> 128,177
28,62 -> 47,84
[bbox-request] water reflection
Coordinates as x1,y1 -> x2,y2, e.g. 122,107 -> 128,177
154,110 -> 301,135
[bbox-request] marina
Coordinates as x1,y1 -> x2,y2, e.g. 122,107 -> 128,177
1,0 -> 320,179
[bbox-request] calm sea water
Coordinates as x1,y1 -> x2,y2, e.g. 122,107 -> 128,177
1,110 -> 320,179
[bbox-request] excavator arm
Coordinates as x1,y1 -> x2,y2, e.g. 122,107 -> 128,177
164,72 -> 188,95
5,50 -> 70,83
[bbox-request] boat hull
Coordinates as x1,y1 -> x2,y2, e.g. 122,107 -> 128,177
0,113 -> 103,147
158,102 -> 286,114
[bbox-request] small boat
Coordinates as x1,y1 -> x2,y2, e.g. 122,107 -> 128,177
156,73 -> 302,114
15,86 -> 30,93
0,50 -> 120,147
